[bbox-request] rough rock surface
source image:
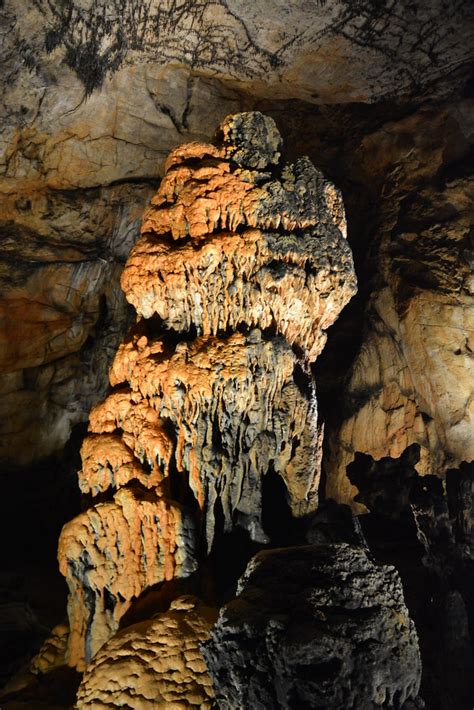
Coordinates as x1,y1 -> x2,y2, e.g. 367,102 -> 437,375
76,596 -> 216,709
345,448 -> 474,709
2,1 -> 474,707
123,127 -> 353,361
98,329 -> 323,546
325,108 -> 474,509
0,183 -> 154,465
57,111 -> 355,674
79,112 -> 353,547
29,623 -> 69,677
2,0 -> 471,468
105,112 -> 354,548
58,489 -> 196,670
204,543 -> 421,710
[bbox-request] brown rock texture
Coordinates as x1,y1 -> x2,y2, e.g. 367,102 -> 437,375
76,596 -> 217,709
122,113 -> 353,363
83,112 -> 354,550
0,183 -> 154,466
2,3 -> 474,707
326,115 -> 474,509
58,488 -> 196,670
99,330 -> 323,548
57,111 -> 356,672
1,0 -> 471,470
29,623 -> 69,676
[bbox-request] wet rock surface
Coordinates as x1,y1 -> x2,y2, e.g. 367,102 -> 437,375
204,543 -> 421,710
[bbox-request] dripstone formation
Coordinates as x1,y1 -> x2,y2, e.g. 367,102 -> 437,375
76,596 -> 217,709
58,111 -> 357,670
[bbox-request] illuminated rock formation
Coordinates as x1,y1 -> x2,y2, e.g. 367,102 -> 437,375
326,149 -> 474,510
76,596 -> 216,709
97,330 -> 323,549
58,111 -> 356,670
58,488 -> 196,670
122,114 -> 353,362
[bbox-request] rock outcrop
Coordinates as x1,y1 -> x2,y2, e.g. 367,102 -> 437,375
76,596 -> 216,709
204,543 -> 421,709
57,111 -> 356,670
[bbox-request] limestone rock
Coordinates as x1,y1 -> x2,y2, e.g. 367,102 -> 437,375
76,596 -> 216,709
58,488 -> 196,670
139,151 -> 345,241
344,448 -> 474,709
91,330 -> 322,549
78,434 -> 162,497
30,623 -> 69,677
327,159 -> 474,508
218,112 -> 282,169
123,114 -> 355,361
2,0 -> 470,473
57,111 -> 355,677
0,183 -> 154,466
204,544 -> 421,710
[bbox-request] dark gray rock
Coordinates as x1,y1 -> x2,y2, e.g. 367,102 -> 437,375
204,543 -> 421,709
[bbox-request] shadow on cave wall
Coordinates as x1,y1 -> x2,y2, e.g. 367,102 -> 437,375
346,446 -> 474,710
0,425 -> 83,687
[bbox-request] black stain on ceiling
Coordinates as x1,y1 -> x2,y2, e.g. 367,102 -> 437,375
36,0 -> 280,95
14,0 -> 474,97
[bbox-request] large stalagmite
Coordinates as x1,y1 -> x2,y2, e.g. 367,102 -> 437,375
58,111 -> 356,670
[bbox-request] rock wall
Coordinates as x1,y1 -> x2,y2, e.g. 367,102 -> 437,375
1,0 -> 472,466
325,103 -> 474,509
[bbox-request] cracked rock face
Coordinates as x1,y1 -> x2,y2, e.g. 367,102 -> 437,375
57,110 -> 356,671
204,544 -> 421,710
76,596 -> 217,709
